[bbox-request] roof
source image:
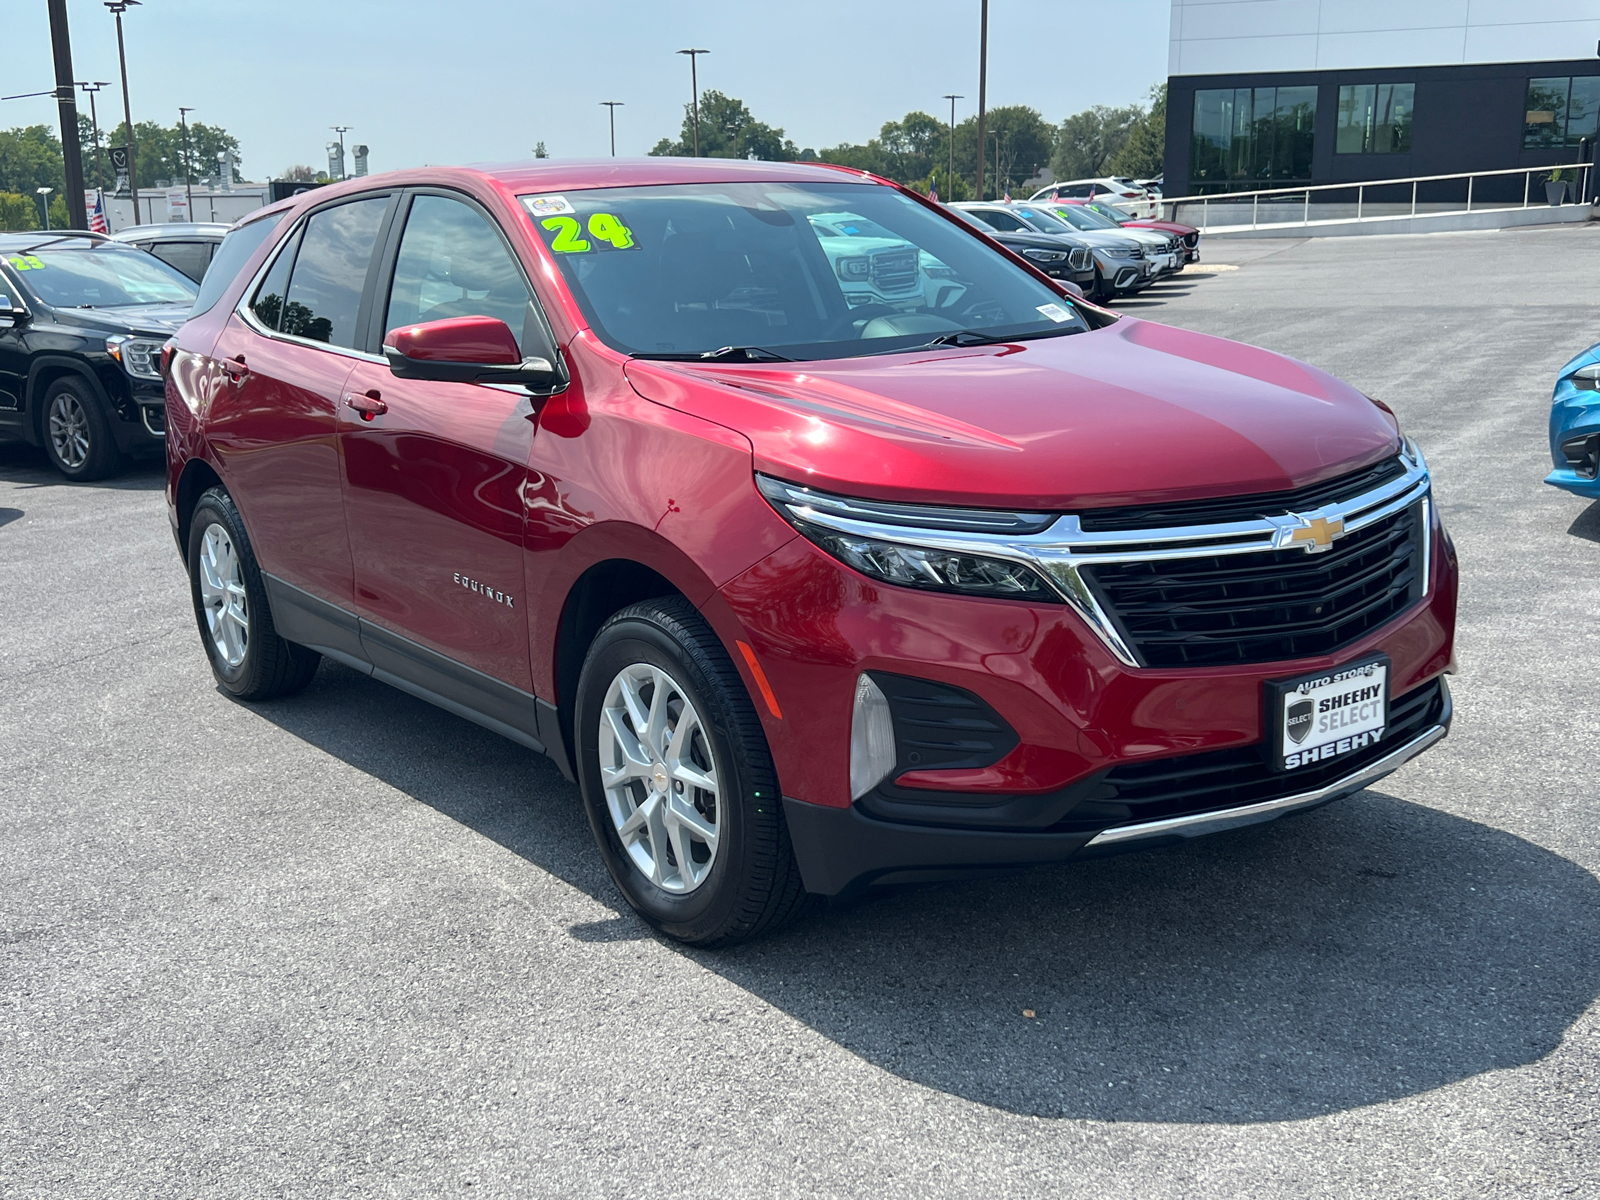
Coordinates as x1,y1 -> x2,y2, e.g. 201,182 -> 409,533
0,231 -> 129,252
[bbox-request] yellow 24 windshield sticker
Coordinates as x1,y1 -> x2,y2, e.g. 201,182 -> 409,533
540,213 -> 636,253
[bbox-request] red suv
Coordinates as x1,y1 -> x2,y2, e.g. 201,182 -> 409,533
165,160 -> 1457,945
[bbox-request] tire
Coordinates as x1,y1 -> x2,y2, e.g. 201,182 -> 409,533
40,375 -> 121,481
575,597 -> 810,946
1091,267 -> 1114,304
186,487 -> 320,701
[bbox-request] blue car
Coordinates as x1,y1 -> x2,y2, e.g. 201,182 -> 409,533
1547,344 -> 1600,498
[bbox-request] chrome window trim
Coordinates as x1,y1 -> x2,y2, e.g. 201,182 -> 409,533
776,440 -> 1431,668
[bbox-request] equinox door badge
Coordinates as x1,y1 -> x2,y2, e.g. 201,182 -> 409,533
454,572 -> 515,608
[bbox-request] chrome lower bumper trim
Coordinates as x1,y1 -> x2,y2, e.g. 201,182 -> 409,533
1083,723 -> 1447,847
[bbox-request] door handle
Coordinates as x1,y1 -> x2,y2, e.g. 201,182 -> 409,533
221,355 -> 250,386
344,391 -> 387,420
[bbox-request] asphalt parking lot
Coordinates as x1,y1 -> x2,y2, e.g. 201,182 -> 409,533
3,224 -> 1598,1199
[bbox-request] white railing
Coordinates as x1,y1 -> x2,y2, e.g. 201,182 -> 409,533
1159,163 -> 1594,234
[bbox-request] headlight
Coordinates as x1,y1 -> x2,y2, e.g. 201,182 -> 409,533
836,255 -> 870,281
1021,248 -> 1069,263
1574,364 -> 1600,392
105,335 -> 165,381
1100,246 -> 1136,258
756,474 -> 1062,602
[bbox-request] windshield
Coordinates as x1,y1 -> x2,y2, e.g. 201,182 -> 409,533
1084,202 -> 1131,226
521,181 -> 1087,361
1046,205 -> 1122,232
5,244 -> 197,308
1010,207 -> 1077,233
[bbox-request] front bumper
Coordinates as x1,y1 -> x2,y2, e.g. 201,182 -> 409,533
784,683 -> 1450,894
1546,377 -> 1600,498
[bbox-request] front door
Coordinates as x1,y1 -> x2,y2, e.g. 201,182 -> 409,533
339,192 -> 537,700
205,192 -> 394,646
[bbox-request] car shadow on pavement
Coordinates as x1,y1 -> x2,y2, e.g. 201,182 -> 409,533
0,441 -> 165,490
259,660 -> 1600,1126
1566,500 -> 1600,543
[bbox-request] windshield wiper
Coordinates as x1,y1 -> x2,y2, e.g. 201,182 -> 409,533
632,346 -> 795,363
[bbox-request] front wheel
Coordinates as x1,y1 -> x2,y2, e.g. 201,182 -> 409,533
575,598 -> 809,946
41,376 -> 121,481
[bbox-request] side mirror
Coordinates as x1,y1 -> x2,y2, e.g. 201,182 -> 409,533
0,294 -> 24,327
1057,280 -> 1085,300
383,315 -> 561,391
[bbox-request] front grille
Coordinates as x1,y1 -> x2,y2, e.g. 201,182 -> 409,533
1051,678 -> 1446,834
1080,501 -> 1426,668
1183,232 -> 1200,248
1069,247 -> 1093,271
1079,456 -> 1408,533
871,249 -> 920,294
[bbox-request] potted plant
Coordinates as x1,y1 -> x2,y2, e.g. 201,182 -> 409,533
1546,169 -> 1569,206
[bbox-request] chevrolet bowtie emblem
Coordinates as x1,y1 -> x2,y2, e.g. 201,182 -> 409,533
1288,515 -> 1345,553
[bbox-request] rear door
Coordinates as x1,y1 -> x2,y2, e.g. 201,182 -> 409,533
339,190 -> 540,706
205,193 -> 395,658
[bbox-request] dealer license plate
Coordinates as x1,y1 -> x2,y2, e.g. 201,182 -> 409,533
1268,656 -> 1388,772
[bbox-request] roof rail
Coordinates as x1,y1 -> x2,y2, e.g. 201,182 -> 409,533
9,230 -> 114,253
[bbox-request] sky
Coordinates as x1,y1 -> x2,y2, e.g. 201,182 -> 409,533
6,0 -> 1170,181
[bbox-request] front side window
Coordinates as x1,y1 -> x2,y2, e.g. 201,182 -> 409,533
1525,76 -> 1600,150
1336,84 -> 1414,154
278,196 -> 390,348
4,244 -> 195,308
250,227 -> 298,332
1191,86 -> 1317,192
522,182 -> 1088,362
385,195 -> 532,349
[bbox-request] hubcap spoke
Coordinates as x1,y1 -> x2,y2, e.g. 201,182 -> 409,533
598,660 -> 722,895
198,525 -> 249,668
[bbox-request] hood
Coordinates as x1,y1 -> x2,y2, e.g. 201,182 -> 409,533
49,302 -> 192,338
623,317 -> 1401,511
1130,219 -> 1199,237
1062,229 -> 1147,250
992,231 -> 1089,252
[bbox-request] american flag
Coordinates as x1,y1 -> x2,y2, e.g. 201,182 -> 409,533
929,181 -> 939,202
88,191 -> 108,234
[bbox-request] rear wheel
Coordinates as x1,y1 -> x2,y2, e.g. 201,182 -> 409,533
186,487 -> 320,700
40,376 -> 121,481
575,597 -> 809,946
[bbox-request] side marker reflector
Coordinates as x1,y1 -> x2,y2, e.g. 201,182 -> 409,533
735,640 -> 783,720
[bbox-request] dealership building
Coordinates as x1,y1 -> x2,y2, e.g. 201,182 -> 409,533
1162,1 -> 1600,198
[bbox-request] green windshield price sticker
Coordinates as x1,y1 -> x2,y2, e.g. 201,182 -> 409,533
7,255 -> 45,271
539,213 -> 637,254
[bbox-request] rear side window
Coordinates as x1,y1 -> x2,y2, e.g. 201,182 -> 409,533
149,241 -> 211,284
191,213 -> 283,317
976,209 -> 1026,232
250,228 -> 298,332
384,195 -> 532,350
279,196 -> 390,348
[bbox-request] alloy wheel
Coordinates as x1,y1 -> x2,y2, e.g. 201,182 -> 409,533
47,392 -> 91,470
598,662 -> 721,893
197,523 -> 249,668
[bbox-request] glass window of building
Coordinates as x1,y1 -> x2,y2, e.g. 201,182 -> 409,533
1336,84 -> 1414,154
1191,87 -> 1317,192
1525,77 -> 1600,150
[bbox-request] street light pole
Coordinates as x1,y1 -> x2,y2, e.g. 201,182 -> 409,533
600,101 -> 623,156
942,94 -> 962,200
78,82 -> 110,192
975,0 -> 989,200
178,106 -> 195,218
676,49 -> 708,158
106,1 -> 142,224
46,0 -> 88,229
37,187 -> 55,232
331,126 -> 350,180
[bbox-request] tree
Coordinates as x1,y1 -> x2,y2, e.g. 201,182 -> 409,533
1051,104 -> 1143,182
278,164 -> 318,182
980,106 -> 1054,197
104,119 -> 242,188
0,126 -> 66,197
0,192 -> 41,231
1107,84 -> 1167,180
533,141 -> 549,159
650,91 -> 799,160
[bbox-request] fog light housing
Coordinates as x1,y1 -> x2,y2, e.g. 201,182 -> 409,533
849,674 -> 896,800
1560,433 -> 1600,479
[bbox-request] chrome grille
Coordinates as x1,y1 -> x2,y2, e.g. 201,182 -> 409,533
1069,247 -> 1093,271
871,249 -> 920,294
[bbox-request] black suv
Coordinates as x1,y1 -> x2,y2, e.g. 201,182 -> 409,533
0,231 -> 197,480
